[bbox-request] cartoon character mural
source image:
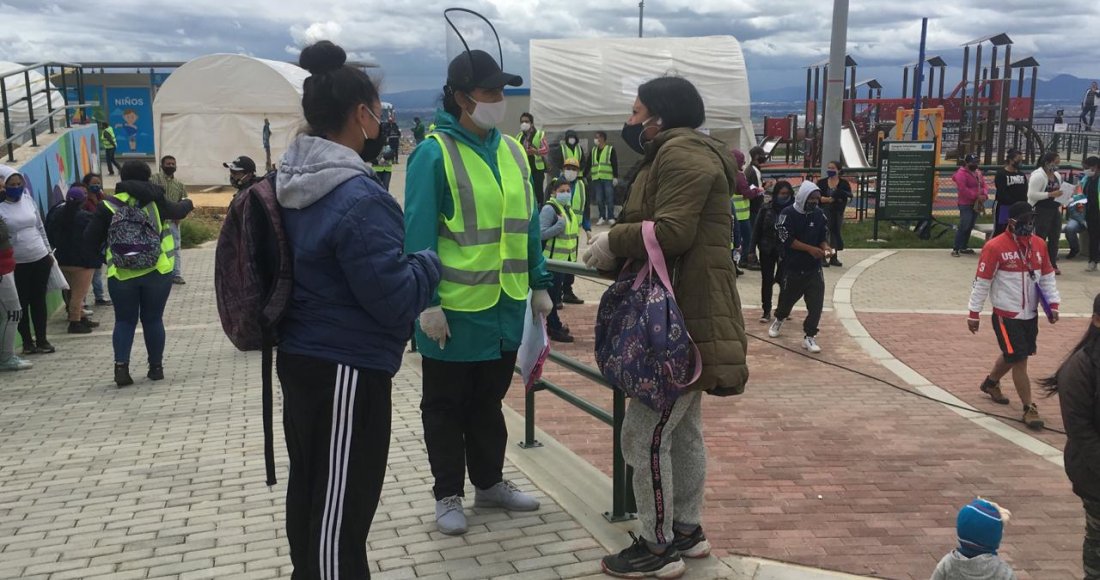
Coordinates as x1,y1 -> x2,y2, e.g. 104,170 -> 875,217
16,125 -> 99,214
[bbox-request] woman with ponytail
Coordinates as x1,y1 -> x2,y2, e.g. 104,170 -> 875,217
1041,293 -> 1100,578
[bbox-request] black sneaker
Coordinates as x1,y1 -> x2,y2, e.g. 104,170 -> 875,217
562,293 -> 585,305
147,365 -> 164,381
672,526 -> 712,559
601,533 -> 685,579
95,299 -> 113,306
68,321 -> 93,334
115,363 -> 134,387
80,317 -> 100,329
36,341 -> 56,354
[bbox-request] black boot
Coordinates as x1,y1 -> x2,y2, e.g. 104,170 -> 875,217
147,365 -> 164,381
68,321 -> 93,334
115,363 -> 134,387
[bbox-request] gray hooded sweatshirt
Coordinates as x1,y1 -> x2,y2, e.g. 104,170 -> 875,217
930,550 -> 1017,580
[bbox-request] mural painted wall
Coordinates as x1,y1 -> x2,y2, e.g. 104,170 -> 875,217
65,85 -> 105,125
17,125 -> 101,215
106,87 -> 154,156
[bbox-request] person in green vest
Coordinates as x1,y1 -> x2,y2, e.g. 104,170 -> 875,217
559,129 -> 586,179
557,157 -> 589,305
99,122 -> 121,176
83,161 -> 194,387
539,178 -> 578,343
372,146 -> 394,190
588,130 -> 619,225
404,48 -> 555,537
517,112 -> 548,203
412,116 -> 427,144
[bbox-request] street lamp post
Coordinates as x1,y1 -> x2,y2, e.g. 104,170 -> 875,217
638,2 -> 645,38
820,0 -> 849,173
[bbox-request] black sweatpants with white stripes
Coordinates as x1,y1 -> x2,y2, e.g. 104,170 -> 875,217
278,352 -> 392,580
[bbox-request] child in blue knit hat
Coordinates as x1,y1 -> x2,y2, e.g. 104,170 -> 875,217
931,498 -> 1017,579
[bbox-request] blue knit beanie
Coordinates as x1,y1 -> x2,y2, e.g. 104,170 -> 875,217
957,499 -> 1006,558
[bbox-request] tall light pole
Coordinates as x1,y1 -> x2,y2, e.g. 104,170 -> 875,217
638,2 -> 645,38
820,0 -> 849,173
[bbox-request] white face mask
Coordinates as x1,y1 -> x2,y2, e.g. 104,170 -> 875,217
564,170 -> 578,182
1087,169 -> 1097,178
567,138 -> 577,146
520,122 -> 532,132
556,192 -> 572,205
467,95 -> 507,130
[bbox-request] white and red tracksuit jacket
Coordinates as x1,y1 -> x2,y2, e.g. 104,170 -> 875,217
968,233 -> 1060,320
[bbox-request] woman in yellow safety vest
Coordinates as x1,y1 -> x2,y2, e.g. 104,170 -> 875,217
516,112 -> 548,201
83,161 -> 194,387
539,178 -> 578,343
404,49 -> 555,537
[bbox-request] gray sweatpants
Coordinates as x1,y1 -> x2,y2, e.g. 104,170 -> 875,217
622,391 -> 706,545
0,273 -> 20,362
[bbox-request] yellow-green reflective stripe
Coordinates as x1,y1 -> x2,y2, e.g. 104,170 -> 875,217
439,228 -> 501,245
501,137 -> 533,216
434,135 -> 479,232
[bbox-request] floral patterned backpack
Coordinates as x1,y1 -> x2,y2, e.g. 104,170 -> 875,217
595,221 -> 702,411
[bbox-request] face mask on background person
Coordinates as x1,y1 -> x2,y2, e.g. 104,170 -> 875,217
826,170 -> 838,178
520,121 -> 532,132
467,95 -> 507,130
4,186 -> 24,202
359,106 -> 385,162
89,185 -> 103,195
1013,219 -> 1035,238
567,138 -> 578,146
1087,169 -> 1097,178
161,165 -> 176,176
556,191 -> 572,205
804,199 -> 820,212
564,170 -> 578,182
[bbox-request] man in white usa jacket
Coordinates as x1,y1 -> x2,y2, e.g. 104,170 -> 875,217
968,202 -> 1061,430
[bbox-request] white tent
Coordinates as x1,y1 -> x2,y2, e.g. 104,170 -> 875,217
529,36 -> 755,151
0,62 -> 66,145
153,54 -> 310,185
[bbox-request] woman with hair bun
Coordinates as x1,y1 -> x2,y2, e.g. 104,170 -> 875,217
275,40 -> 442,578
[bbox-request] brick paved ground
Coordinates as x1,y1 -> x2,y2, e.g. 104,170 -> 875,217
0,248 -> 606,580
508,251 -> 1088,579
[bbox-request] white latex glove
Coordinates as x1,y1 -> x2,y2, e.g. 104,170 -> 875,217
612,178 -> 620,187
582,231 -> 616,271
532,290 -> 554,317
419,306 -> 450,349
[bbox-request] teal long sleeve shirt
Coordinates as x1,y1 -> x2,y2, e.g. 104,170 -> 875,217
404,110 -> 553,362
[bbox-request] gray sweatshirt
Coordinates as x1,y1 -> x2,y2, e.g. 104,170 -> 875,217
539,204 -> 565,241
930,550 -> 1016,580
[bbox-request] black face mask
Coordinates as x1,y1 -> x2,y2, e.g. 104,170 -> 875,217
621,122 -> 647,154
162,166 -> 176,176
968,164 -> 978,170
1013,221 -> 1035,237
360,135 -> 385,163
1011,160 -> 1022,169
804,200 -> 820,212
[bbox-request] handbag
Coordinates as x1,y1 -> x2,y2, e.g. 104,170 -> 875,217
46,253 -> 69,291
594,221 -> 703,411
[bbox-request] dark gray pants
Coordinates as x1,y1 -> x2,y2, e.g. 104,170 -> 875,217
1085,498 -> 1100,580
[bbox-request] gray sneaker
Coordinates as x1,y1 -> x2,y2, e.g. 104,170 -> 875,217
435,496 -> 467,536
474,480 -> 540,512
768,318 -> 784,338
1088,262 -> 1098,272
0,356 -> 33,371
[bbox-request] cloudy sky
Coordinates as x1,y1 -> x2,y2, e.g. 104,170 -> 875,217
3,0 -> 1098,94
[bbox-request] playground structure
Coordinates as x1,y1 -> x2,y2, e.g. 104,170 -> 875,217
763,32 -> 1055,169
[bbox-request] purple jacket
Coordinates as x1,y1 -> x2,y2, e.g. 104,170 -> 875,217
953,167 -> 988,206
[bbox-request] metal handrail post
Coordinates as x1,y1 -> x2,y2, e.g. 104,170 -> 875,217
23,70 -> 37,147
60,67 -> 71,128
607,388 -> 636,521
519,384 -> 542,449
1,77 -> 12,162
43,66 -> 54,134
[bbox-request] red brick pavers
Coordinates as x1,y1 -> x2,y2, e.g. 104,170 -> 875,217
503,303 -> 1086,579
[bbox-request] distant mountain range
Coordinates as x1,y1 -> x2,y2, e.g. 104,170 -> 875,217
381,73 -> 1094,112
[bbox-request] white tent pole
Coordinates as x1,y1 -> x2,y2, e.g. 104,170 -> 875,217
820,0 -> 849,173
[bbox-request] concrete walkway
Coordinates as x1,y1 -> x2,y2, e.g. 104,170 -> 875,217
0,246 -> 862,579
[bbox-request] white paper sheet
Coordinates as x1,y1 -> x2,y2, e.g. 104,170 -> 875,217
1057,182 -> 1077,206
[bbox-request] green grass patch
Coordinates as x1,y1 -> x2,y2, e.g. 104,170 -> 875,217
841,214 -> 994,249
180,215 -> 222,249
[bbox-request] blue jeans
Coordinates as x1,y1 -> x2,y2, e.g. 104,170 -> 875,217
1065,219 -> 1086,254
591,179 -> 615,221
954,205 -> 978,252
108,272 -> 173,365
735,219 -> 753,259
91,266 -> 105,301
169,222 -> 182,277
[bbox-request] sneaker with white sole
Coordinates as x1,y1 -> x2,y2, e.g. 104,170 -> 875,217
474,480 -> 540,511
0,356 -> 33,371
1089,262 -> 1098,272
768,318 -> 784,338
435,495 -> 467,535
597,218 -> 607,226
672,526 -> 712,559
601,532 -> 686,579
803,336 -> 822,354
608,219 -> 617,226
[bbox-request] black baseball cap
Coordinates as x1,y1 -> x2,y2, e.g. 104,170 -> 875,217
447,50 -> 522,91
964,153 -> 979,164
223,156 -> 257,173
1009,201 -> 1035,220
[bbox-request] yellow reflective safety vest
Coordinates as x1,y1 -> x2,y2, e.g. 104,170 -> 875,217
732,188 -> 751,222
543,199 -> 578,262
104,192 -> 175,281
591,144 -> 614,181
569,179 -> 587,215
374,157 -> 392,173
431,133 -> 535,313
560,143 -> 584,176
515,129 -> 546,171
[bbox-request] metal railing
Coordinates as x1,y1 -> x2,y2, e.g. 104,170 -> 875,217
515,259 -> 637,522
0,61 -> 90,162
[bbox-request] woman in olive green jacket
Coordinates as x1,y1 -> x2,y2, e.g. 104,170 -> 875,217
584,76 -> 748,579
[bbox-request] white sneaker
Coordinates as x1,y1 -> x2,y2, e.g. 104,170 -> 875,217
435,496 -> 467,536
608,219 -> 616,226
474,480 -> 540,512
803,336 -> 822,354
0,356 -> 33,371
597,218 -> 607,226
82,308 -> 93,317
1089,262 -> 1098,272
768,318 -> 784,338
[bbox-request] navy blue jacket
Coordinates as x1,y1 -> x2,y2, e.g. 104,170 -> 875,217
276,135 -> 441,375
776,205 -> 829,273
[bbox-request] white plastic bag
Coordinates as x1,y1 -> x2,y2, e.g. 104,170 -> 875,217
46,254 -> 68,291
517,292 -> 550,391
